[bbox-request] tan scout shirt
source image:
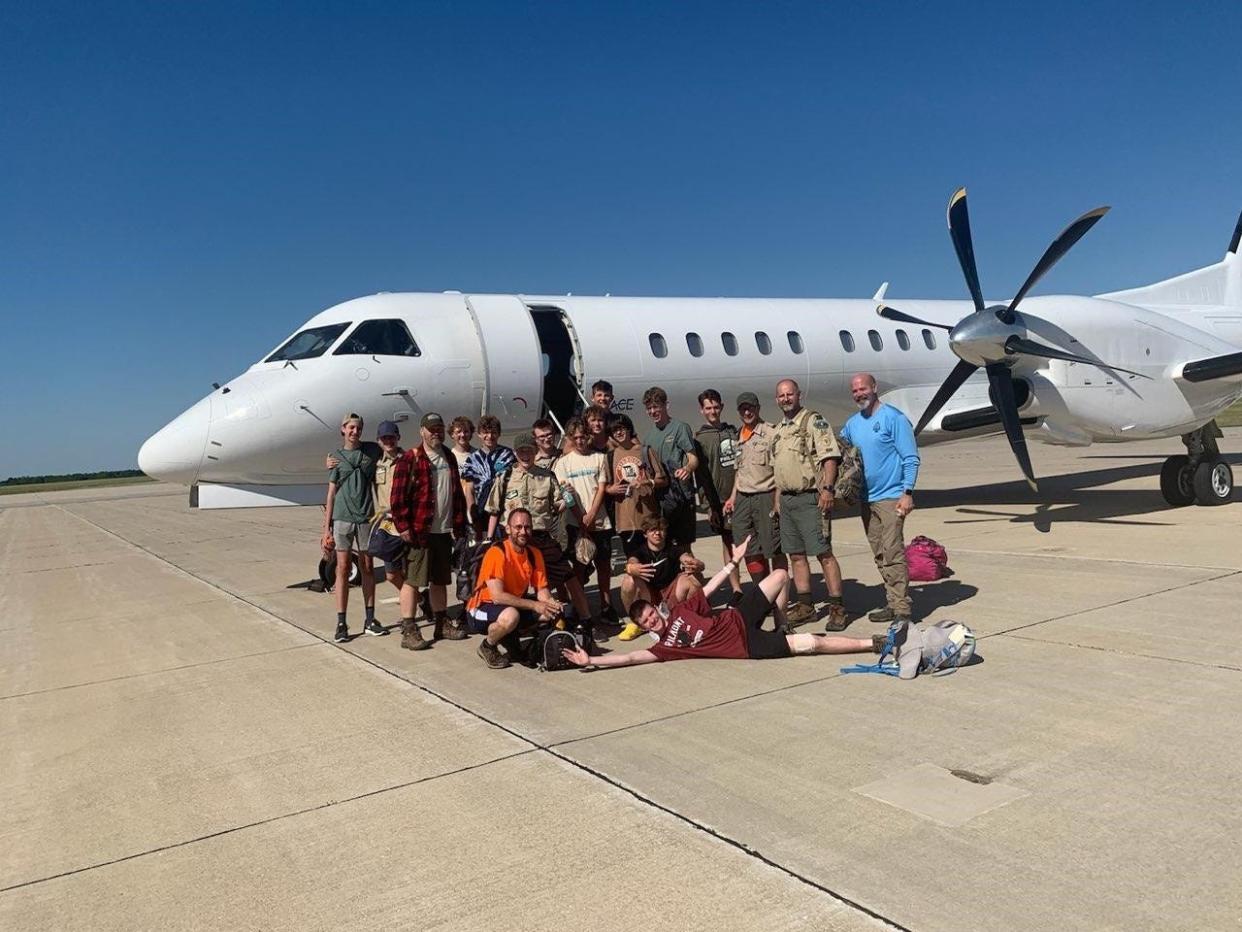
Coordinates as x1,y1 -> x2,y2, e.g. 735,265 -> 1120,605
484,464 -> 561,531
373,449 -> 402,532
772,408 -> 841,493
734,421 -> 778,494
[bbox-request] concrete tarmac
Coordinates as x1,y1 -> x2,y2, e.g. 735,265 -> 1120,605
3,432 -> 1241,930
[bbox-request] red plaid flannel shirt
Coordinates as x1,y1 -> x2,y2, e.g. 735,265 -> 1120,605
389,446 -> 467,546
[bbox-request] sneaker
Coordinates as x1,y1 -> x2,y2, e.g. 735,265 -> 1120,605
600,603 -> 620,625
618,621 -> 644,641
477,639 -> 511,669
822,603 -> 849,632
363,618 -> 387,637
868,607 -> 897,624
784,602 -> 816,628
333,621 -> 349,642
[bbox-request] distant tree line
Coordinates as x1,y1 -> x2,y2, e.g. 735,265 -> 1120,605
1,469 -> 146,486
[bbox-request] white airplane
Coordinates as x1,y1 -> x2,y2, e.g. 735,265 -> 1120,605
140,189 -> 1242,509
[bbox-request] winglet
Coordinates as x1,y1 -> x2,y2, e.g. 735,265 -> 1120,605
1229,209 -> 1241,256
872,281 -> 889,302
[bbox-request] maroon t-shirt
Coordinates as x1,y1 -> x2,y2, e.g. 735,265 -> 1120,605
649,591 -> 748,661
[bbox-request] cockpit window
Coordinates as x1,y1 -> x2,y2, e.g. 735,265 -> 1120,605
333,319 -> 422,357
265,323 -> 351,362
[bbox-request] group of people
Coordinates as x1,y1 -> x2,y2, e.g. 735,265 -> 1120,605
320,373 -> 922,672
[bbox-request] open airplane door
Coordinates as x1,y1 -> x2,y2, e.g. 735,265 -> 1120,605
464,294 -> 544,429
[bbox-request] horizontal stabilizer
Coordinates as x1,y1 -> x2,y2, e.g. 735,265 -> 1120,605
1179,351 -> 1242,383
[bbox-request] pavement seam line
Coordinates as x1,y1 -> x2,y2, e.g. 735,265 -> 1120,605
59,503 -> 906,930
943,545 -> 1238,573
0,749 -> 536,896
0,643 -> 323,702
1001,633 -> 1242,673
982,569 -> 1242,639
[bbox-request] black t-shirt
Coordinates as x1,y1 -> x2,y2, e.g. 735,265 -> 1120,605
629,540 -> 686,591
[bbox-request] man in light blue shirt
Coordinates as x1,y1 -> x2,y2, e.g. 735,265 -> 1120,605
840,373 -> 920,625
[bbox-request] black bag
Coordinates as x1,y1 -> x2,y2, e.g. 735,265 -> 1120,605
456,540 -> 502,603
368,521 -> 407,564
527,626 -> 583,671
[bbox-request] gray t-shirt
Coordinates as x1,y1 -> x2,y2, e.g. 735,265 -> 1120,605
644,418 -> 696,504
329,444 -> 379,523
426,448 -> 454,534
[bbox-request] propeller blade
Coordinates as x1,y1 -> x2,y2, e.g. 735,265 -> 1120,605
985,363 -> 1038,491
876,304 -> 953,331
1005,336 -> 1149,378
1005,206 -> 1110,318
914,358 -> 979,436
947,187 -> 986,314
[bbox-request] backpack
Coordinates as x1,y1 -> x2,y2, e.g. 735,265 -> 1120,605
456,540 -> 503,603
906,535 -> 949,582
526,625 -> 585,671
840,619 -> 977,679
833,434 -> 864,508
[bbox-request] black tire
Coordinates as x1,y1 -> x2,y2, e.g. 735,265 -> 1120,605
1192,457 -> 1233,506
318,554 -> 362,588
1159,455 -> 1195,507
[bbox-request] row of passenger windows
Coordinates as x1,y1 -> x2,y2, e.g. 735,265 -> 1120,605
265,319 -> 422,363
648,327 -> 936,359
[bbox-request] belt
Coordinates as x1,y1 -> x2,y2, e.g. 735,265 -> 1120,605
736,489 -> 775,496
779,489 -> 817,496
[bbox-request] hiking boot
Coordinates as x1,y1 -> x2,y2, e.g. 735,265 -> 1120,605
477,639 -> 511,669
363,618 -> 387,637
783,602 -> 816,628
433,612 -> 468,641
333,620 -> 349,643
868,607 -> 896,624
400,619 -> 430,651
618,621 -> 644,641
822,603 -> 849,632
600,603 -> 620,626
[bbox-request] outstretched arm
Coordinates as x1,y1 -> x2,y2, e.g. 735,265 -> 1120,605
563,647 -> 659,668
702,535 -> 752,598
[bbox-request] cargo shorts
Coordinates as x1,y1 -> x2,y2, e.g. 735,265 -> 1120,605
777,490 -> 832,557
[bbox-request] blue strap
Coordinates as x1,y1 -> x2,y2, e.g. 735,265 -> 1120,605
840,623 -> 901,676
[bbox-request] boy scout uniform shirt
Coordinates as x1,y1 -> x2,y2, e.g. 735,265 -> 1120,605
373,449 -> 401,533
484,465 -> 560,530
772,409 -> 841,492
734,422 -> 777,494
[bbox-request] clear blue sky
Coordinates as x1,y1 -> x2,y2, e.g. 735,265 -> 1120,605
2,0 -> 1240,479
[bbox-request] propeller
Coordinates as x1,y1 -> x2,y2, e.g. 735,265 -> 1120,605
876,188 -> 1141,492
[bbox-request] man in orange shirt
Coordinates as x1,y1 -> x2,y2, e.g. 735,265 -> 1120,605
465,508 -> 563,669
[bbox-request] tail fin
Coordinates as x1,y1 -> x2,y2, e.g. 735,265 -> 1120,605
1097,209 -> 1242,307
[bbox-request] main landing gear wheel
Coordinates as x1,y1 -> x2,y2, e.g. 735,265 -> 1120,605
318,554 -> 362,588
1192,457 -> 1233,506
1159,455 -> 1195,507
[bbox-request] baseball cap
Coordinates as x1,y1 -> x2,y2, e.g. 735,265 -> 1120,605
420,412 -> 445,429
377,420 -> 400,439
736,391 -> 760,408
514,431 -> 536,450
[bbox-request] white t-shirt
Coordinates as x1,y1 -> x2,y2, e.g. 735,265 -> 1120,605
554,450 -> 611,530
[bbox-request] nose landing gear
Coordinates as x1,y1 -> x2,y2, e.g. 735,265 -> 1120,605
1160,422 -> 1234,506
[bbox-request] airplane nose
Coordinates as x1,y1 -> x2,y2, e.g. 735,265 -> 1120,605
138,396 -> 211,485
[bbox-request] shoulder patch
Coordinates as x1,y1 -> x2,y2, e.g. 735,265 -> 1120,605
813,416 -> 830,430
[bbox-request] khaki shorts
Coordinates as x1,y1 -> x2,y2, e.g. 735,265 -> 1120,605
732,492 -> 781,559
778,491 -> 832,557
405,533 -> 454,587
